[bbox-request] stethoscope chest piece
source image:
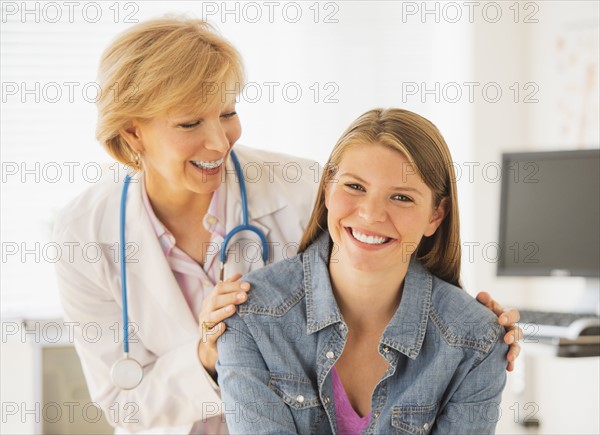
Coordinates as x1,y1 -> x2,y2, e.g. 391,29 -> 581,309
111,355 -> 143,390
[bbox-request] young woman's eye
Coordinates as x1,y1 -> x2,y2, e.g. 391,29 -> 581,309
179,120 -> 201,129
345,183 -> 365,191
392,194 -> 412,202
221,111 -> 237,119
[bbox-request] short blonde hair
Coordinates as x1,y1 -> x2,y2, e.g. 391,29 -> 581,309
95,16 -> 245,169
299,108 -> 462,287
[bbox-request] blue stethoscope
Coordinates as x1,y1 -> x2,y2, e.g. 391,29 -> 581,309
110,150 -> 269,390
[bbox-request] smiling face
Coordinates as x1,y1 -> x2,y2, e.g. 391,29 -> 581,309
325,143 -> 446,274
122,103 -> 241,197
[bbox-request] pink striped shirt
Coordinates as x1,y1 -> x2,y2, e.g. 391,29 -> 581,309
141,177 -> 227,320
141,179 -> 229,433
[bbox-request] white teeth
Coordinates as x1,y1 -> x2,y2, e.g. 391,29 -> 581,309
191,158 -> 224,170
350,228 -> 390,245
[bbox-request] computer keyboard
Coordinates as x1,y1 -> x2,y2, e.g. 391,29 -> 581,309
517,309 -> 600,340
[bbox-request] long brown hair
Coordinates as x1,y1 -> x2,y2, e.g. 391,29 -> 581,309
299,108 -> 462,287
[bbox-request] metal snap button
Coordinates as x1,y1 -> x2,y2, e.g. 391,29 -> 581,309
423,422 -> 430,430
323,395 -> 330,405
207,216 -> 217,226
296,395 -> 305,404
326,351 -> 335,359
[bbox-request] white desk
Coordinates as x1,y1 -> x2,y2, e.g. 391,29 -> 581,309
496,341 -> 600,434
1,318 -> 114,434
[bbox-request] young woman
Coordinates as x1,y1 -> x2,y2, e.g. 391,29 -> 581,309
217,108 -> 509,434
54,17 -> 520,434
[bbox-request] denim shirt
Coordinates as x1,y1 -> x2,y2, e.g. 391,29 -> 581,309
217,232 -> 507,434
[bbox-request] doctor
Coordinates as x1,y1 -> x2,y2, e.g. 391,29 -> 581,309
53,17 -> 522,434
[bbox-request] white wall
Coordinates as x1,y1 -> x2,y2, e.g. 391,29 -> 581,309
471,0 -> 599,312
470,1 -> 599,433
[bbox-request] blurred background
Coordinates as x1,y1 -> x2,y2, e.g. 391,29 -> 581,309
1,1 -> 598,433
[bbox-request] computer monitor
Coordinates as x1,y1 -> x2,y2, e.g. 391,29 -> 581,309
497,149 -> 600,278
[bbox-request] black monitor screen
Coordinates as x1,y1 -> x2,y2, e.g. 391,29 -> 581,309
498,149 -> 600,277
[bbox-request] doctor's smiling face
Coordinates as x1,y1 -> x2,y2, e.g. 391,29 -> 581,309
94,18 -> 245,202
122,100 -> 242,198
325,143 -> 446,275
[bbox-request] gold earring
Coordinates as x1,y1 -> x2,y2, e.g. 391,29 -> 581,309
134,152 -> 141,169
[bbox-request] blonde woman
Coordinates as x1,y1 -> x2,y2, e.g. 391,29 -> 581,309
217,108 -> 509,434
54,18 -> 521,434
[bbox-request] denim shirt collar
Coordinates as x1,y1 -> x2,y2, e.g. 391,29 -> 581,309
303,231 -> 433,359
303,232 -> 344,333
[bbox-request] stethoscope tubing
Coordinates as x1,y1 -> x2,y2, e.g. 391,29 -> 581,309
219,150 -> 269,279
120,173 -> 133,354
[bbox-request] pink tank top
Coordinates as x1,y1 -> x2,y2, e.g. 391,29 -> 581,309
331,366 -> 372,434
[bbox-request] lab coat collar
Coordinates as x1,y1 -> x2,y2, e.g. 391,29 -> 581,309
224,146 -> 288,231
221,147 -> 289,277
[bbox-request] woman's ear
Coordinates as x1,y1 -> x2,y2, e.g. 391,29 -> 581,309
424,198 -> 448,237
119,120 -> 145,153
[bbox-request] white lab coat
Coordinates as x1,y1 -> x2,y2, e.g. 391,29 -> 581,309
53,145 -> 320,434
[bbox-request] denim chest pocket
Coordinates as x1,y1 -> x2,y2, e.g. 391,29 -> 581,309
268,373 -> 322,409
268,373 -> 329,433
391,403 -> 438,435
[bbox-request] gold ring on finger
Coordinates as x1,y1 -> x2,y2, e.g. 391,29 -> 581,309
201,321 -> 214,332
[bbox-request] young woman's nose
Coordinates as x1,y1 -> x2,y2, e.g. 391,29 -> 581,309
358,195 -> 387,223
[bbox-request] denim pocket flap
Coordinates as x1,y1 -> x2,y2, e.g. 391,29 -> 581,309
268,373 -> 321,410
391,403 -> 438,435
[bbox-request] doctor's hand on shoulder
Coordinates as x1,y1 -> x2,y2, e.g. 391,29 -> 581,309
197,273 -> 251,375
477,291 -> 523,372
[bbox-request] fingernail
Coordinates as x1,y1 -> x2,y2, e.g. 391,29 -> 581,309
507,335 -> 514,344
237,293 -> 246,300
500,315 -> 508,324
241,283 -> 250,290
225,305 -> 233,313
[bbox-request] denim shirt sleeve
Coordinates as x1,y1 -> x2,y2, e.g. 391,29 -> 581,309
432,328 -> 508,434
216,313 -> 298,435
